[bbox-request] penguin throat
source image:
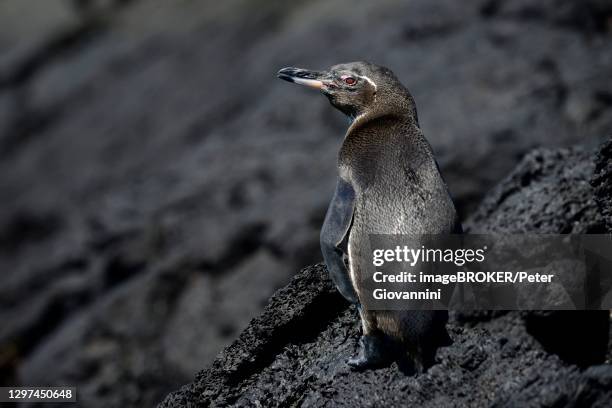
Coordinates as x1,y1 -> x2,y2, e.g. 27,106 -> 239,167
346,111 -> 371,136
348,112 -> 364,124
343,105 -> 365,123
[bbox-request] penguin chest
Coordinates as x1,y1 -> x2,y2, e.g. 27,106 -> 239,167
346,211 -> 372,297
347,231 -> 361,297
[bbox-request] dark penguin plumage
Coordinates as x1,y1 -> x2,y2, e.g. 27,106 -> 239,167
278,61 -> 461,371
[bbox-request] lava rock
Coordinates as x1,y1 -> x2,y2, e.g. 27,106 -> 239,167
464,145 -> 606,234
465,140 -> 610,367
592,136 -> 612,231
160,138 -> 612,407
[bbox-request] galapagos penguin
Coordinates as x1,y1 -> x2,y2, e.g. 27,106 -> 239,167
278,62 -> 461,371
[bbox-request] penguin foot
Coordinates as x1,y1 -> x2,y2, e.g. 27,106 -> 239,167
347,334 -> 397,370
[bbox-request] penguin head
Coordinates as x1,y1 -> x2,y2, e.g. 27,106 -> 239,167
278,61 -> 415,121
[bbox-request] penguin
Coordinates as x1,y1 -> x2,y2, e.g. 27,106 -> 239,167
278,62 -> 461,371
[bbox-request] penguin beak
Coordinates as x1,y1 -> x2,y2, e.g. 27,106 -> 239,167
277,67 -> 329,90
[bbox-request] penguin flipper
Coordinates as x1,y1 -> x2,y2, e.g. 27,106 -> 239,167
320,178 -> 359,305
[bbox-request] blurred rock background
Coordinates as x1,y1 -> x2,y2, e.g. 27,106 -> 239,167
0,0 -> 610,406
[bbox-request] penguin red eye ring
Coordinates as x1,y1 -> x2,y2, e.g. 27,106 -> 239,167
342,75 -> 357,86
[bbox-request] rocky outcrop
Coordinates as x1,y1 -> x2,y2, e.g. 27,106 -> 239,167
464,146 -> 606,234
465,141 -> 612,367
159,138 -> 612,407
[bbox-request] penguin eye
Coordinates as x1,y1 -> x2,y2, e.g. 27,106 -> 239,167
342,76 -> 357,86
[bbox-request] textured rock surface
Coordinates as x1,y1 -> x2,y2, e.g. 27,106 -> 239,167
159,139 -> 612,407
592,137 -> 612,231
465,141 -> 612,368
464,146 -> 606,234
1,0 -> 612,406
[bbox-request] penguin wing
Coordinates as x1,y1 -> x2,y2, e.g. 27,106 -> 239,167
320,178 -> 359,304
